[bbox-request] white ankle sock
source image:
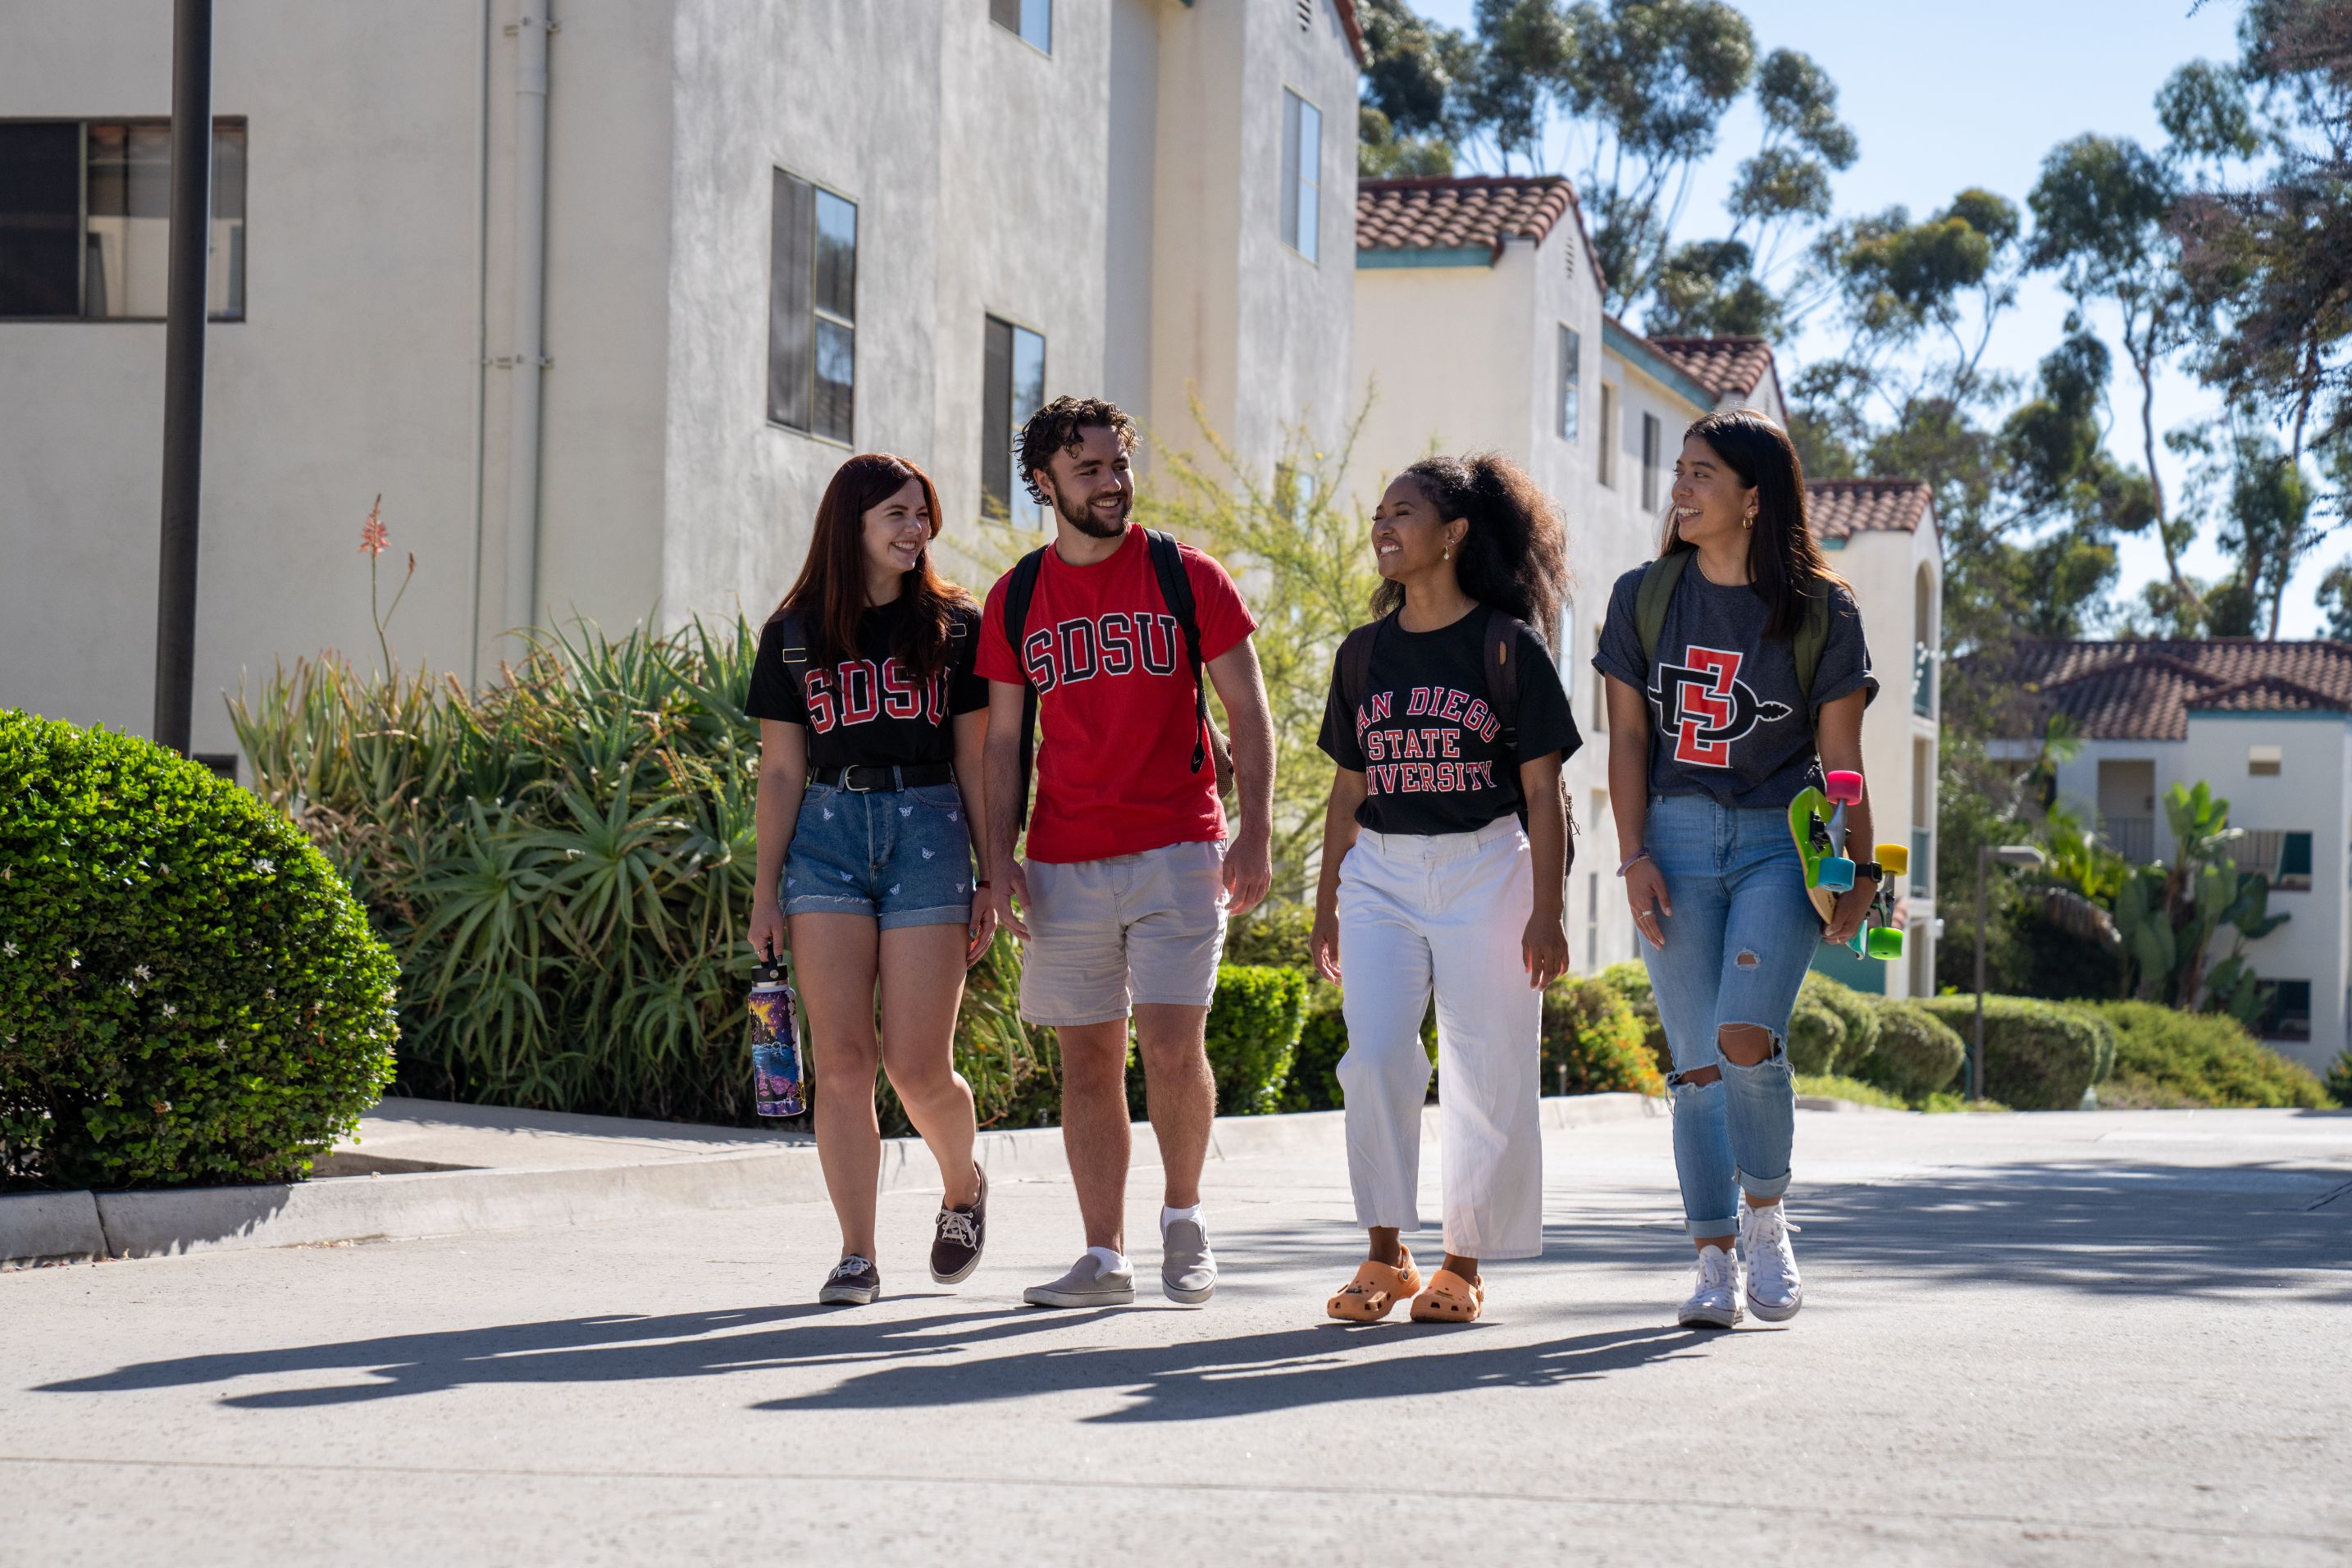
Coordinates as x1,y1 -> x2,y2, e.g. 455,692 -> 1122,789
1160,1203 -> 1203,1233
1086,1244 -> 1128,1274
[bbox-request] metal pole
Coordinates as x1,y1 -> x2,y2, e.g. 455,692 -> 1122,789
1972,844 -> 1989,1101
152,0 -> 213,754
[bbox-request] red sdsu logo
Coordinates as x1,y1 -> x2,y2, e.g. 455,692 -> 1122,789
1648,646 -> 1791,768
800,659 -> 950,732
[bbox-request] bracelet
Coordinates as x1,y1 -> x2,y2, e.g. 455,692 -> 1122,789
974,880 -> 991,889
1616,849 -> 1651,877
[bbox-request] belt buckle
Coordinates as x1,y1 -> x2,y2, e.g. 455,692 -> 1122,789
841,768 -> 874,793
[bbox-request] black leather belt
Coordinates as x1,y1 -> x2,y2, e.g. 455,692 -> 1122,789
812,763 -> 955,792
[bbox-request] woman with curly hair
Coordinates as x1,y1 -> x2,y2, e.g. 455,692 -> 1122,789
1309,453 -> 1581,1325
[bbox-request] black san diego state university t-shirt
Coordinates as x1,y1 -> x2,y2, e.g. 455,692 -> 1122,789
1590,560 -> 1876,809
744,597 -> 989,772
1317,609 -> 1582,836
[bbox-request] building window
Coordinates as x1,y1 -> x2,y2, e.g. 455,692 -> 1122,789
982,314 -> 1046,526
768,170 -> 856,444
2261,978 -> 2312,1042
1557,326 -> 1581,442
2249,743 -> 2282,776
0,118 -> 245,321
2276,831 -> 2314,891
1640,412 -> 1662,512
989,0 -> 1052,53
1281,90 -> 1321,262
1598,384 -> 1617,488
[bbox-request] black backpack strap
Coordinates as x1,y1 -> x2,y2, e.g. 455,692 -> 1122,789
1336,619 -> 1383,737
1482,607 -> 1520,756
774,608 -> 811,673
1145,528 -> 1210,775
1002,548 -> 1048,827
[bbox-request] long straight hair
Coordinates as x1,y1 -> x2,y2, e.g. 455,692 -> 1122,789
771,453 -> 972,678
1661,408 -> 1848,640
1371,452 -> 1570,649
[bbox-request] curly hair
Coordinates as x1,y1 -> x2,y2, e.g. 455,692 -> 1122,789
1018,395 -> 1137,504
1372,453 -> 1571,649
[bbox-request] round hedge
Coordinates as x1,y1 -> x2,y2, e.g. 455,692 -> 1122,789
0,713 -> 398,1190
1859,1001 -> 1966,1101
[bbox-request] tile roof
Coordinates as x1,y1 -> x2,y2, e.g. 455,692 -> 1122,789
1806,478 -> 1932,540
1650,336 -> 1776,398
1356,176 -> 1577,259
1966,640 -> 2352,740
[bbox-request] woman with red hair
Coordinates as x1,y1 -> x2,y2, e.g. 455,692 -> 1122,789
745,453 -> 997,1306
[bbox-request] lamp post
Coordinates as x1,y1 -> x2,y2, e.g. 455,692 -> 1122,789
1973,843 -> 2049,1101
152,0 -> 214,755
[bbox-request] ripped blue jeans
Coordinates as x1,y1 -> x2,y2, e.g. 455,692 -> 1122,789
1639,792 -> 1811,1236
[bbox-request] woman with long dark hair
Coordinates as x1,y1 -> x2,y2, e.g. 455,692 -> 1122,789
1593,409 -> 1879,1329
745,453 -> 997,1306
1308,453 -> 1580,1325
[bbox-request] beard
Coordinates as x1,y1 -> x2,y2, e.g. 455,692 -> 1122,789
1055,485 -> 1130,538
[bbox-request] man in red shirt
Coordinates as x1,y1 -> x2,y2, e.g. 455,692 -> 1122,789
978,396 -> 1275,1310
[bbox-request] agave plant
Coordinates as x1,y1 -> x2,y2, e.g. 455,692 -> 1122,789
230,616 -> 1056,1129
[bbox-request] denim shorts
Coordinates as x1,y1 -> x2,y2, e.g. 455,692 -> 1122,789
783,782 -> 973,929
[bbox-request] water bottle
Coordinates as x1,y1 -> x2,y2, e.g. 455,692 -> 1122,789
749,942 -> 805,1119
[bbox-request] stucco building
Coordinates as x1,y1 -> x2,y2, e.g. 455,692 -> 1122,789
1351,174 -> 1941,992
1976,638 -> 2352,1073
0,0 -> 1363,765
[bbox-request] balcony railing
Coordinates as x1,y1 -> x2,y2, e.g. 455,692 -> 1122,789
1912,642 -> 1935,718
2101,816 -> 2154,864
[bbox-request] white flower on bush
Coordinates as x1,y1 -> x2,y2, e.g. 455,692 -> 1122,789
134,964 -> 153,981
123,979 -> 139,994
161,1002 -> 177,1018
2,939 -> 16,957
253,857 -> 276,876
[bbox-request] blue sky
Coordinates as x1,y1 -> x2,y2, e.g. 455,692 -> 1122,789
1406,0 -> 2328,634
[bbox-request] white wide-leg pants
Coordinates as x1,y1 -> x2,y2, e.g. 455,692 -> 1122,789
1334,816 -> 1544,1260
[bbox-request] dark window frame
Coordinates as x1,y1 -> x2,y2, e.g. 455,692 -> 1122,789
1280,89 -> 1322,263
767,166 -> 856,444
0,116 -> 248,323
988,0 -> 1053,53
1557,325 -> 1581,442
1640,411 -> 1662,512
981,312 -> 1046,525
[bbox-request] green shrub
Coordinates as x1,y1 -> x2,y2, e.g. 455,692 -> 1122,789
2328,1047 -> 2352,1108
1223,901 -> 1315,970
1784,996 -> 1846,1074
1799,973 -> 1881,1075
1915,995 -> 2112,1109
231,620 -> 1055,1128
2087,1001 -> 2334,1110
1542,975 -> 1666,1096
1853,1001 -> 1966,1101
1598,960 -> 1670,1078
1793,1073 -> 1910,1110
1283,982 -> 1347,1112
1,714 -> 399,1190
1203,964 -> 1308,1114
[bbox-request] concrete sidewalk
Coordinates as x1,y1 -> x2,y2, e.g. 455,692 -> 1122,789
2,1092 -> 1666,1267
6,1105 -> 2347,1566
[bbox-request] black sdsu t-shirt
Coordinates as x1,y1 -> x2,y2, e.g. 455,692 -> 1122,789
1317,609 -> 1582,836
1591,560 -> 1876,809
745,597 -> 989,772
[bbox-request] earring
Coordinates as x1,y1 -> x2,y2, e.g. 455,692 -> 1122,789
1443,547 -> 1451,560
1743,513 -> 1754,531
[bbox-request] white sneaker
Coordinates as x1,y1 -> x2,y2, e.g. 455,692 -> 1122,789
1741,1201 -> 1803,1322
1677,1243 -> 1743,1329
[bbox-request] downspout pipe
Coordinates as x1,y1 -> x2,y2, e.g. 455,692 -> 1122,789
502,6 -> 551,640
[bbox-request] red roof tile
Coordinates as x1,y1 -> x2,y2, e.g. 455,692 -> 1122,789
1968,640 -> 2352,740
1651,336 -> 1776,399
1333,0 -> 1365,62
1356,176 -> 1576,258
1806,479 -> 1931,540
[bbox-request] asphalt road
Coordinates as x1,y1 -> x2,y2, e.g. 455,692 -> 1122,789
7,1105 -> 2350,1566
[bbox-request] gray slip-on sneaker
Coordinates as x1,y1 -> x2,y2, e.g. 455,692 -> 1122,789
1023,1252 -> 1136,1309
1161,1217 -> 1217,1305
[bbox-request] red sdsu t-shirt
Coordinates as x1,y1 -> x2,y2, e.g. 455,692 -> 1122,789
977,527 -> 1256,864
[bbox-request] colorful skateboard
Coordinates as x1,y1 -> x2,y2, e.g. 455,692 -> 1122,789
1786,769 -> 1908,959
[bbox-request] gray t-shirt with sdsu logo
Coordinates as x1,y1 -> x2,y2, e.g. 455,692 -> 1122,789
1592,560 -> 1876,809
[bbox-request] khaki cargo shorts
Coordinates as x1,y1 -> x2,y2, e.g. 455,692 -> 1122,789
1018,839 -> 1228,1027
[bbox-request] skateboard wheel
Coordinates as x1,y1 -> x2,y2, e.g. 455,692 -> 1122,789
1876,842 -> 1909,876
1866,926 -> 1905,959
1816,856 -> 1855,891
1823,769 -> 1863,804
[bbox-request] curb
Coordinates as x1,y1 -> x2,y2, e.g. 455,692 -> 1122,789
2,1093 -> 1665,1269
